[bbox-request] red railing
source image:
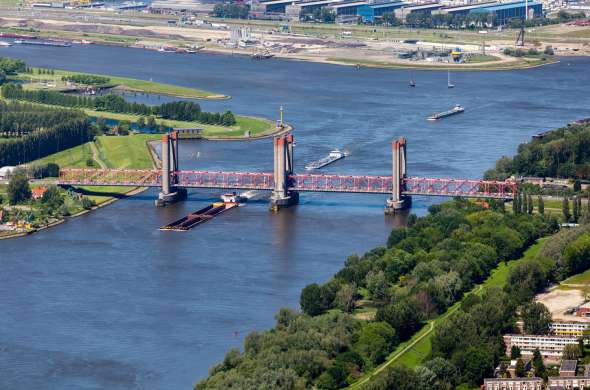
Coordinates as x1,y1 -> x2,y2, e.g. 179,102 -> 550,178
57,169 -> 517,199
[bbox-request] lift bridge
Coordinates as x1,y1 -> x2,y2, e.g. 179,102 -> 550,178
57,132 -> 517,212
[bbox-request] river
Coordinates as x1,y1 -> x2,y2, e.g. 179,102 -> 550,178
1,44 -> 590,389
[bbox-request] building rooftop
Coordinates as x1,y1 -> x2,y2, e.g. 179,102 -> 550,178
367,0 -> 405,9
472,0 -> 542,12
561,360 -> 578,373
329,0 -> 367,9
484,377 -> 543,382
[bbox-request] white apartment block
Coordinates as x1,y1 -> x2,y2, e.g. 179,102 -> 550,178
504,334 -> 580,361
484,377 -> 543,390
550,321 -> 590,337
548,376 -> 590,389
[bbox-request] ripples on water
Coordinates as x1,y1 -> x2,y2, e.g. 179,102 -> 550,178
1,45 -> 590,389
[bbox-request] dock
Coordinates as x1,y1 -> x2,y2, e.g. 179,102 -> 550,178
159,202 -> 237,231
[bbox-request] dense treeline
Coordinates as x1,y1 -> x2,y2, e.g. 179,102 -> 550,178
0,101 -> 91,166
485,123 -> 590,180
196,199 -> 557,390
1,84 -> 237,126
212,3 -> 249,19
61,74 -> 111,85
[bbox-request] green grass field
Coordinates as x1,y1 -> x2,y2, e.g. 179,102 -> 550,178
17,67 -> 226,99
563,268 -> 590,285
348,239 -> 546,388
34,134 -> 159,205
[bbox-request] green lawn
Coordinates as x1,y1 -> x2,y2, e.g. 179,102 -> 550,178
95,135 -> 159,169
563,268 -> 590,285
18,68 -> 226,99
464,54 -> 501,63
32,134 -> 159,205
348,239 -> 546,388
36,143 -> 94,168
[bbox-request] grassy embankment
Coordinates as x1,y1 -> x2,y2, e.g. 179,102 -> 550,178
35,134 -> 160,204
10,69 -> 277,138
329,55 -> 557,71
348,239 -> 546,389
16,67 -> 226,100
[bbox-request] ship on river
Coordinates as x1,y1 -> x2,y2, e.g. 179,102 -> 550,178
305,149 -> 347,170
14,39 -> 71,47
427,104 -> 464,121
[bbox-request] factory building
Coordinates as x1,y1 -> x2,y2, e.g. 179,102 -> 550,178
470,0 -> 543,24
357,0 -> 406,22
394,2 -> 445,22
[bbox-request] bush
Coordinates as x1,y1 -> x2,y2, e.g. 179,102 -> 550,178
7,174 -> 31,205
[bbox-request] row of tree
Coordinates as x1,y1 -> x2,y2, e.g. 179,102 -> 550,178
485,122 -> 590,180
62,74 -> 111,85
1,84 -> 237,126
0,103 -> 92,166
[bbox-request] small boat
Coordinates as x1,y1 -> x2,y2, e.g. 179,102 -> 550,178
447,70 -> 454,89
221,192 -> 247,204
305,149 -> 346,170
427,104 -> 464,121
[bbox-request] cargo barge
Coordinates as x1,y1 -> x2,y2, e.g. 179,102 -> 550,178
159,202 -> 237,231
14,40 -> 71,47
305,149 -> 346,170
427,104 -> 464,121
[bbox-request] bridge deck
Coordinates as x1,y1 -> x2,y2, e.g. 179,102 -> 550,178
57,168 -> 517,199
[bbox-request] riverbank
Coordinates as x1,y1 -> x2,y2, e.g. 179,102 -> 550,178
0,134 -> 159,240
0,12 -> 580,71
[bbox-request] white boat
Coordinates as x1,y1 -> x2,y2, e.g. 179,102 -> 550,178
221,192 -> 247,203
305,149 -> 346,170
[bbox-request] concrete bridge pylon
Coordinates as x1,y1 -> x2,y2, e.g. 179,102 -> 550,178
385,137 -> 411,214
156,131 -> 187,207
270,133 -> 299,211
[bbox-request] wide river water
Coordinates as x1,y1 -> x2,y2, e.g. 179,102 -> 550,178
2,44 -> 590,389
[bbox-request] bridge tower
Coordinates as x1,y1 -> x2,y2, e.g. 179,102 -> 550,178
385,137 -> 411,214
270,133 -> 299,211
156,131 -> 187,207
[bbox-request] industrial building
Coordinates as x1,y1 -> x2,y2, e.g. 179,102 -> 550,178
394,3 -> 445,22
357,1 -> 406,22
471,0 -> 543,24
432,1 -> 498,17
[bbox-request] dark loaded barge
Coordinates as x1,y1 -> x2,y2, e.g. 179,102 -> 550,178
159,202 -> 238,231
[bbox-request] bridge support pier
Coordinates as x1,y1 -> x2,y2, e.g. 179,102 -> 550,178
385,137 -> 411,215
270,134 -> 299,212
156,131 -> 187,207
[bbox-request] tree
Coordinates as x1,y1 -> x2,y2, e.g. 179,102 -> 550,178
512,194 -> 519,214
300,283 -> 324,316
574,180 -> 582,192
376,298 -> 423,341
564,234 -> 590,276
137,116 -> 146,129
538,196 -> 545,215
335,283 -> 356,313
366,270 -> 388,300
532,348 -> 546,378
574,196 -> 580,223
7,173 -> 31,205
522,302 -> 552,335
562,343 -> 582,360
41,185 -> 64,210
462,346 -> 494,386
515,358 -> 526,377
511,345 -> 521,359
564,197 -> 571,222
528,194 -> 534,214
147,116 -> 157,129
522,192 -> 528,215
354,322 -> 397,367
